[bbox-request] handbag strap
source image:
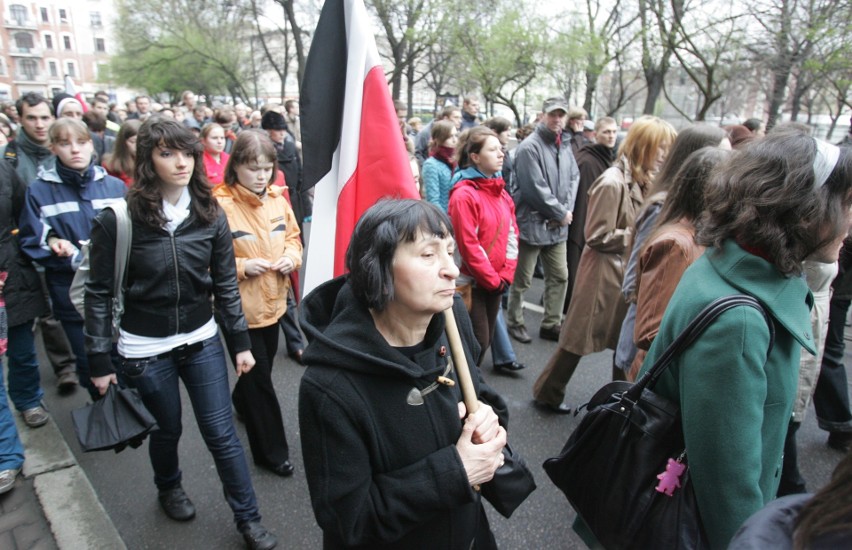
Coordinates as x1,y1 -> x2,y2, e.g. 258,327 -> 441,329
109,200 -> 132,303
628,295 -> 775,401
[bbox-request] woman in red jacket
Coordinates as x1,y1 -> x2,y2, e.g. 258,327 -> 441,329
201,123 -> 230,185
448,127 -> 518,364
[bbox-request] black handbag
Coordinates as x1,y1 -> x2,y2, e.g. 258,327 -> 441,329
543,295 -> 774,549
71,385 -> 158,453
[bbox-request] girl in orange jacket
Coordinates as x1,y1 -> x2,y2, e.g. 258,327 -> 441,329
213,130 -> 303,476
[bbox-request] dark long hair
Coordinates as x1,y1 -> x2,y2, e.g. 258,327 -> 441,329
654,147 -> 729,228
127,117 -> 218,230
696,130 -> 852,275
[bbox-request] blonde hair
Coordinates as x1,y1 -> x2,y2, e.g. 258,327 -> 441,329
48,117 -> 91,144
617,115 -> 677,186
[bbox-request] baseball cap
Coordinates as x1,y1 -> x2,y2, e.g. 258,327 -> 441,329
542,97 -> 569,114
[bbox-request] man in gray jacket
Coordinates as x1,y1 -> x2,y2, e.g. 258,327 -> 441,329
506,97 -> 579,345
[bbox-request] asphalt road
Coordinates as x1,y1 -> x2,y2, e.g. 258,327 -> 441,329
39,282 -> 851,549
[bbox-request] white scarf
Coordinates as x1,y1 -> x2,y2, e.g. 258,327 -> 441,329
162,187 -> 191,234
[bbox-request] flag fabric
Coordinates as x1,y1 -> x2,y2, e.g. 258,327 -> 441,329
300,0 -> 419,295
64,75 -> 88,113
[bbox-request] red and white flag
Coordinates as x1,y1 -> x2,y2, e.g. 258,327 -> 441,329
300,0 -> 418,295
64,75 -> 88,113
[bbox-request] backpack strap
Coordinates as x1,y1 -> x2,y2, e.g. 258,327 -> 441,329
108,200 -> 132,318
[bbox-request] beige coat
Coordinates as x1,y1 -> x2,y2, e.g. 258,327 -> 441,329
559,160 -> 646,355
793,260 -> 837,421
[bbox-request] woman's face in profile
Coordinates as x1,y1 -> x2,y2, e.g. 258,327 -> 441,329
809,206 -> 852,264
387,230 -> 459,320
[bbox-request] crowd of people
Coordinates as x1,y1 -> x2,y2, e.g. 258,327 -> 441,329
0,85 -> 851,550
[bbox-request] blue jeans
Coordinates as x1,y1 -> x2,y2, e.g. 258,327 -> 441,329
490,307 -> 517,365
0,360 -> 24,471
7,322 -> 44,411
120,335 -> 261,525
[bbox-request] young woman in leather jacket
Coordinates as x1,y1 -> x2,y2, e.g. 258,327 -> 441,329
85,118 -> 277,550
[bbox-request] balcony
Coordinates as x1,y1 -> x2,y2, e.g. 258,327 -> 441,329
9,46 -> 42,58
4,17 -> 37,30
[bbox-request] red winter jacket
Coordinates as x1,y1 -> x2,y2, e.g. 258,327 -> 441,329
448,168 -> 518,291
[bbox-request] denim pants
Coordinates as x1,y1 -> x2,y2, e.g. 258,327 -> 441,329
0,362 -> 25,471
121,335 -> 261,526
814,297 -> 852,433
6,322 -> 44,411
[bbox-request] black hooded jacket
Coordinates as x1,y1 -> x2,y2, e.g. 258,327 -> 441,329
299,277 -> 508,549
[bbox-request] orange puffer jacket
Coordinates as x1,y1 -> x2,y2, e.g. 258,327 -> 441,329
213,182 -> 303,328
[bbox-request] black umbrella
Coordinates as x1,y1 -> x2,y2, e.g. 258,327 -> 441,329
71,385 -> 158,453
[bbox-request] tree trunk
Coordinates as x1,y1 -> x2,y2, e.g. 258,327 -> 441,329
584,66 -> 599,115
766,62 -> 791,130
406,62 -> 415,115
279,0 -> 306,87
643,70 -> 664,114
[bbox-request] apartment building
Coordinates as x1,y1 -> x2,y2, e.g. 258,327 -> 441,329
0,0 -> 117,103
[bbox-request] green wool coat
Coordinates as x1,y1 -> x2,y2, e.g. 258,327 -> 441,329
638,239 -> 815,549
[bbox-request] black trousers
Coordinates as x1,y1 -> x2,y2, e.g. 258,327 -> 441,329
278,292 -> 304,356
227,323 -> 289,466
814,297 -> 852,433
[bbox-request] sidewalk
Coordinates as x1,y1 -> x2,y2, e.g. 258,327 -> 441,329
0,405 -> 125,549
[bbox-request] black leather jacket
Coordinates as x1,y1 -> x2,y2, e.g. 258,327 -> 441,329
85,206 -> 250,377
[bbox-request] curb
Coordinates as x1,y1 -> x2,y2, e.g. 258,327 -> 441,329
15,412 -> 126,549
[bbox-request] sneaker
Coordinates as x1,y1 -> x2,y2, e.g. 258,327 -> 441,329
239,521 -> 278,550
22,406 -> 49,428
57,371 -> 79,394
0,468 -> 20,494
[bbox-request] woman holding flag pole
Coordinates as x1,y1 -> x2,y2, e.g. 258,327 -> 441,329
299,199 -> 511,549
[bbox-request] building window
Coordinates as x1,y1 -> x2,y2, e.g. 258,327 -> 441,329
44,34 -> 53,50
14,32 -> 34,51
63,35 -> 71,50
0,59 -> 6,76
49,60 -> 58,77
18,58 -> 38,80
95,37 -> 105,52
90,11 -> 102,27
40,7 -> 48,22
66,62 -> 75,78
10,4 -> 27,25
58,8 -> 67,22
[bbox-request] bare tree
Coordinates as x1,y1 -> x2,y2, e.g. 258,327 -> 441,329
638,0 -> 684,114
748,0 -> 844,130
668,3 -> 747,120
579,0 -> 639,115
